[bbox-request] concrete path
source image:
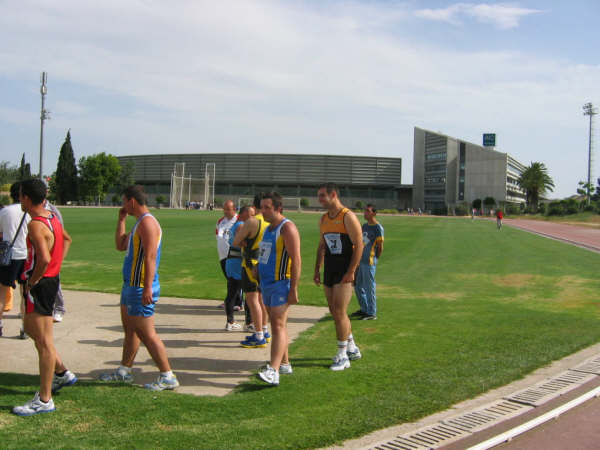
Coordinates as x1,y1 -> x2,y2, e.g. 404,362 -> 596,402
1,290 -> 328,397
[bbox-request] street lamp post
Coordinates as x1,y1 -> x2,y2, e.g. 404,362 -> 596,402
583,102 -> 597,205
39,72 -> 49,181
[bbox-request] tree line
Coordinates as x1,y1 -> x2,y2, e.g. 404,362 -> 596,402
1,130 -> 135,205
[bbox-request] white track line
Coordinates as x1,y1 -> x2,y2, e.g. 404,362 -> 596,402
467,386 -> 600,450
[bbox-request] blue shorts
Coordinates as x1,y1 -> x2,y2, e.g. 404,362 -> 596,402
261,279 -> 290,307
120,284 -> 160,317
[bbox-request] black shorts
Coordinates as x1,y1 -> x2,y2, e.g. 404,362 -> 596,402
0,259 -> 25,289
241,266 -> 259,293
323,259 -> 351,288
26,276 -> 59,316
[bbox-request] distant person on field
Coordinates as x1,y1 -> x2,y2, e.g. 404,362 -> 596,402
224,205 -> 254,331
100,185 -> 179,391
215,200 -> 241,310
314,183 -> 363,371
12,178 -> 76,416
0,182 -> 29,337
351,204 -> 384,321
496,209 -> 503,230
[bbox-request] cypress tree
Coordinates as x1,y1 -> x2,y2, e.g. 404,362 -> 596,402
55,130 -> 78,204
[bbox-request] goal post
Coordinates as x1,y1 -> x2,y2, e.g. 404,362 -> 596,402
170,162 -> 215,209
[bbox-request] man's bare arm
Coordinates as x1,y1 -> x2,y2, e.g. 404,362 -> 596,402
341,211 -> 364,283
115,207 -> 128,251
282,221 -> 301,304
137,217 -> 159,305
26,221 -> 51,287
233,217 -> 257,247
62,228 -> 73,260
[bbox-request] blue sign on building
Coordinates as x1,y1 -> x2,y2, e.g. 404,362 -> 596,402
483,133 -> 496,147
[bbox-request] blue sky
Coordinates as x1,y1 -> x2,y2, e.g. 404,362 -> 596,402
1,0 -> 598,198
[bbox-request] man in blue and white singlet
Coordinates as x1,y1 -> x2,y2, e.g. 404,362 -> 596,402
256,192 -> 301,386
99,185 -> 179,391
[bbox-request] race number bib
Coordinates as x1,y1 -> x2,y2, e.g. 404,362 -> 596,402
258,241 -> 272,264
324,233 -> 342,255
362,231 -> 370,246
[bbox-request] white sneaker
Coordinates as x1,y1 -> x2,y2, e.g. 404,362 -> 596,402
330,354 -> 351,371
279,363 -> 293,374
347,347 -> 362,361
226,322 -> 242,331
12,392 -> 55,416
53,311 -> 64,323
144,374 -> 180,391
258,365 -> 279,386
244,323 -> 256,333
99,368 -> 133,383
52,370 -> 78,392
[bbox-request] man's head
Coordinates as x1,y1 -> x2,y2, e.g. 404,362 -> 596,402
10,181 -> 21,204
122,185 -> 147,214
317,182 -> 339,209
223,200 -> 236,219
238,205 -> 255,222
20,178 -> 47,211
253,193 -> 265,209
364,204 -> 377,222
260,191 -> 283,222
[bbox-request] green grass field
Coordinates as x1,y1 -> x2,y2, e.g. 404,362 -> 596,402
2,208 -> 600,448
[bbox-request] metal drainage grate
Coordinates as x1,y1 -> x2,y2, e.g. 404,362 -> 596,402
442,399 -> 532,434
504,370 -> 596,406
571,355 -> 600,375
371,423 -> 469,449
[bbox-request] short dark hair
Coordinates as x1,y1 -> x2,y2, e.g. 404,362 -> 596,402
318,182 -> 339,195
263,191 -> 283,210
10,181 -> 21,203
20,179 -> 47,205
239,205 -> 251,215
123,185 -> 147,206
366,204 -> 377,214
253,192 -> 265,209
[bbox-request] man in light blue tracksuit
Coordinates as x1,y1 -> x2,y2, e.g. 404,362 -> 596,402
352,204 -> 384,321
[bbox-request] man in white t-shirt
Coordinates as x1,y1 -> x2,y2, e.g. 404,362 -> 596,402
0,182 -> 30,337
215,200 -> 240,309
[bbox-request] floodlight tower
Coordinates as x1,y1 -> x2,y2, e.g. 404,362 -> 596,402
583,102 -> 598,205
39,72 -> 50,180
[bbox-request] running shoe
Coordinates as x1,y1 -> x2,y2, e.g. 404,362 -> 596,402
241,335 -> 267,348
52,370 -> 78,393
330,354 -> 351,371
347,347 -> 362,361
12,392 -> 55,416
350,310 -> 366,317
145,374 -> 180,391
279,363 -> 293,374
258,365 -> 279,386
244,323 -> 256,333
53,311 -> 64,323
226,322 -> 242,331
99,368 -> 134,383
361,314 -> 377,320
264,331 -> 271,343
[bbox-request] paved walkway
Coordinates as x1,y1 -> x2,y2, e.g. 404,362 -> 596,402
1,290 -> 328,397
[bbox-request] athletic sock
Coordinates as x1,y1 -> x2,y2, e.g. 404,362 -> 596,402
337,340 -> 348,358
262,325 -> 268,334
160,371 -> 174,379
256,331 -> 264,341
118,365 -> 132,375
347,334 -> 358,352
55,370 -> 67,377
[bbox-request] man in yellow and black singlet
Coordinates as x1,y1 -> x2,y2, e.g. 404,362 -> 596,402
233,194 -> 270,348
314,183 -> 364,371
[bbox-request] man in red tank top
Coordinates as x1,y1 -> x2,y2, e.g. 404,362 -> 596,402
12,179 -> 76,416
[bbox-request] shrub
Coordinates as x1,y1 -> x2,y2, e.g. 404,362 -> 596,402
355,200 -> 364,209
505,204 -> 520,215
537,203 -> 546,215
547,201 -> 564,216
0,194 -> 10,206
156,195 -> 166,206
454,204 -> 468,216
472,199 -> 482,209
584,204 -> 596,213
300,198 -> 309,208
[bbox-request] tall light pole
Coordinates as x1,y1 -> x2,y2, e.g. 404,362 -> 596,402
39,72 -> 49,180
583,102 -> 597,205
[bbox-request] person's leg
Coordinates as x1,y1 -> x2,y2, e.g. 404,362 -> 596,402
354,265 -> 368,314
365,265 -> 377,317
268,303 -> 290,371
24,312 -> 56,402
52,283 -> 65,320
244,291 -> 263,339
121,304 -> 141,367
131,315 -> 172,373
0,284 -> 6,335
325,283 -> 353,341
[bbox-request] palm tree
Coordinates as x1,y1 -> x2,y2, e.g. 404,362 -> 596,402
517,162 -> 555,211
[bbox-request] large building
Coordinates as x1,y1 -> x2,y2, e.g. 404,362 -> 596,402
413,127 -> 526,212
118,153 -> 406,209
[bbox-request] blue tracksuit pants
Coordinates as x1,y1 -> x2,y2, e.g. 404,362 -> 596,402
355,263 -> 377,316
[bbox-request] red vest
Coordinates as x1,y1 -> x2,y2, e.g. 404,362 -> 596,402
22,214 -> 64,279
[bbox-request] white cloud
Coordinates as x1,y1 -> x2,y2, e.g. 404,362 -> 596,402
415,3 -> 542,29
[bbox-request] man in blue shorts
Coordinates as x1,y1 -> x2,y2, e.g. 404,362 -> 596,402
256,192 -> 301,386
99,185 -> 178,391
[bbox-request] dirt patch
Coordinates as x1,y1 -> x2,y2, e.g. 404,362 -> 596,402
492,274 -> 544,288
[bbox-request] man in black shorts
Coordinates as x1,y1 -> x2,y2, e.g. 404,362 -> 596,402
12,179 -> 76,416
313,183 -> 364,371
